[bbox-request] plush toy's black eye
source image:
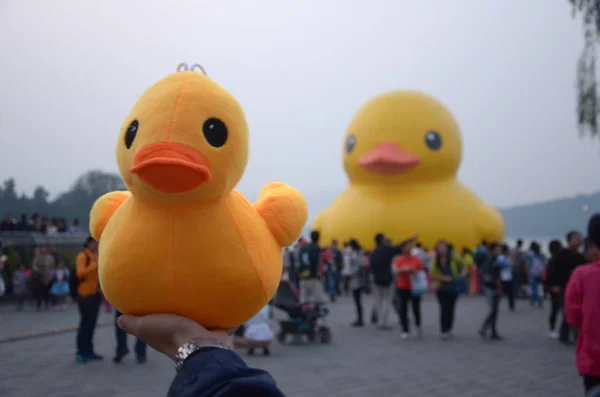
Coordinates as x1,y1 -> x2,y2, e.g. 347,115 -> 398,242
346,134 -> 356,153
124,120 -> 138,149
203,118 -> 228,148
425,130 -> 442,151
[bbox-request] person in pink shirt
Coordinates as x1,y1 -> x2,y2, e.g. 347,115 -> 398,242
565,213 -> 600,395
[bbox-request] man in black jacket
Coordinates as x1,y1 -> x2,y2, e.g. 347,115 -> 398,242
369,233 -> 403,329
548,231 -> 585,344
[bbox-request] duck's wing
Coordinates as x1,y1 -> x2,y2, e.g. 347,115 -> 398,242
474,204 -> 505,244
253,182 -> 308,247
89,191 -> 131,241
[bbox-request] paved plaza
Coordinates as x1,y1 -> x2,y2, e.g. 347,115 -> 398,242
0,293 -> 582,397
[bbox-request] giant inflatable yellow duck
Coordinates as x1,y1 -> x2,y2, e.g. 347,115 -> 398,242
90,65 -> 307,329
312,91 -> 504,251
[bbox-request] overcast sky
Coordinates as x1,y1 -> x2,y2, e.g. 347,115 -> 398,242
0,0 -> 597,221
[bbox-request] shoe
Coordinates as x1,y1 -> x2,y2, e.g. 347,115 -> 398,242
263,347 -> 270,356
548,331 -> 559,340
136,356 -> 147,364
113,349 -> 130,364
490,334 -> 504,341
75,354 -> 88,364
401,332 -> 409,340
351,321 -> 364,327
478,329 -> 487,339
86,352 -> 104,361
248,348 -> 255,356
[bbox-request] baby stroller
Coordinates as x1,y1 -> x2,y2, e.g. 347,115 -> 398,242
272,280 -> 332,344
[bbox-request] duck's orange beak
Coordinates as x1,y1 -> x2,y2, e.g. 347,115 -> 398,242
358,142 -> 420,175
130,142 -> 211,193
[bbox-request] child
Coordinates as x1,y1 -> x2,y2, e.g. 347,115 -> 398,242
565,213 -> 600,395
12,264 -> 29,311
244,304 -> 273,356
50,260 -> 70,310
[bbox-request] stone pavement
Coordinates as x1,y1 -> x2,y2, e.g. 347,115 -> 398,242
0,294 -> 582,397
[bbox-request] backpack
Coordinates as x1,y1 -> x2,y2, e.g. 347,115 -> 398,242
529,255 -> 544,278
474,247 -> 489,267
69,253 -> 89,299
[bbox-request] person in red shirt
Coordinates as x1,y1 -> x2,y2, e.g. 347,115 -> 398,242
392,238 -> 424,339
565,214 -> 600,395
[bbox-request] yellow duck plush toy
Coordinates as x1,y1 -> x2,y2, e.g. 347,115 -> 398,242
90,64 -> 308,329
312,91 -> 504,251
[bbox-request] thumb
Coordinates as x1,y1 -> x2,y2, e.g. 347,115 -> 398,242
117,315 -> 143,337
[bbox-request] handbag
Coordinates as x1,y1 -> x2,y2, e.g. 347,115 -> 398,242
449,277 -> 468,295
410,271 -> 428,296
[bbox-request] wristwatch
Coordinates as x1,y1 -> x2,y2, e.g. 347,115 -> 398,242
174,340 -> 231,372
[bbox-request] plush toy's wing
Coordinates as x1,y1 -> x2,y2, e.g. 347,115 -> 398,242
474,204 -> 505,244
89,191 -> 131,241
254,182 -> 308,247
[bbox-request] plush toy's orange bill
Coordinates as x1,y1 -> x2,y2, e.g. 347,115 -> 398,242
130,142 -> 211,193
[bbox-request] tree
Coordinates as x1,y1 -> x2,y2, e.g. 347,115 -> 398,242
571,0 -> 600,136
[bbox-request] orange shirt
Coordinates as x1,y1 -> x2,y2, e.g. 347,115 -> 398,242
394,255 -> 423,290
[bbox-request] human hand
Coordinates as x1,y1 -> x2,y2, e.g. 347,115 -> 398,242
118,314 -> 231,360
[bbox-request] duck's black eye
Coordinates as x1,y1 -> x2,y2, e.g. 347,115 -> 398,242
203,118 -> 228,148
124,120 -> 138,149
425,131 -> 442,151
346,134 -> 356,153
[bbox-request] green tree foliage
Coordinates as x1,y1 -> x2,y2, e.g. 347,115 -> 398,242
0,170 -> 125,228
571,0 -> 600,136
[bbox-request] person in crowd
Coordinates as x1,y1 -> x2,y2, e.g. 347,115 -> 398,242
479,243 -> 504,341
292,237 -> 307,290
349,239 -> 366,327
281,246 -> 293,281
565,214 -> 600,395
31,246 -> 55,310
320,243 -> 337,303
75,236 -> 103,363
499,244 -> 515,311
297,231 -> 323,304
548,231 -> 586,344
474,240 -> 489,295
331,240 -> 343,296
523,241 -> 544,308
114,310 -> 148,364
392,238 -> 424,339
430,240 -> 462,340
69,218 -> 82,234
118,313 -> 285,396
510,239 -> 526,298
369,233 -> 401,329
460,247 -> 475,294
341,241 -> 353,296
12,264 -> 29,311
412,241 -> 431,271
546,239 -> 564,339
46,218 -> 59,235
244,303 -> 273,357
584,238 -> 599,262
50,260 -> 70,310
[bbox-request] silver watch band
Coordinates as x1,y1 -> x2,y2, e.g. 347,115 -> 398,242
174,341 -> 230,372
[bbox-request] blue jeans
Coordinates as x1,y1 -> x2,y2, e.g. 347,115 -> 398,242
327,269 -> 338,302
115,310 -> 147,359
530,277 -> 542,306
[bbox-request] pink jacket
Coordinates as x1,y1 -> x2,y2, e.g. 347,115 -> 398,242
565,260 -> 600,377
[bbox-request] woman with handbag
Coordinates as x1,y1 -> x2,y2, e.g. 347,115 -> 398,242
430,240 -> 464,340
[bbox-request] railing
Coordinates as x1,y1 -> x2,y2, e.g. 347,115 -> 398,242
0,231 -> 88,247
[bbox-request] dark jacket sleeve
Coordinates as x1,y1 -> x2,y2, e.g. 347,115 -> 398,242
168,348 -> 285,397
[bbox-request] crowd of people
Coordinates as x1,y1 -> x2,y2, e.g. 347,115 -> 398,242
0,213 -> 85,235
282,223 -> 600,394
